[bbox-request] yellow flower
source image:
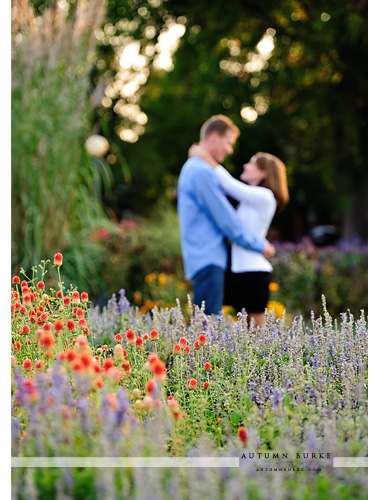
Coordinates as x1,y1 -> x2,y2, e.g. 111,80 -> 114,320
177,282 -> 188,290
267,300 -> 286,319
158,273 -> 168,287
269,282 -> 280,292
222,305 -> 235,316
145,273 -> 157,283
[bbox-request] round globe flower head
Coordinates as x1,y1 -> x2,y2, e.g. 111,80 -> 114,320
75,308 -> 84,318
187,378 -> 198,390
72,291 -> 80,305
54,319 -> 64,332
150,329 -> 159,340
132,388 -> 141,399
78,319 -> 87,330
114,334 -> 123,343
142,395 -> 154,410
54,253 -> 63,267
12,276 -> 20,284
126,329 -> 136,345
67,319 -> 76,332
204,362 -> 212,371
37,281 -> 45,290
238,427 -> 248,446
146,379 -> 158,396
22,325 -> 30,335
23,358 -> 32,370
63,296 -> 70,306
203,381 -> 210,389
143,333 -> 149,340
198,334 -> 207,345
152,359 -> 167,381
56,290 -> 63,299
135,336 -> 144,350
179,337 -> 187,347
103,357 -> 114,371
194,340 -> 202,350
35,360 -> 44,370
173,344 -> 181,354
23,294 -> 32,307
95,378 -> 104,388
114,343 -> 124,361
81,292 -> 89,303
122,362 -> 132,375
11,355 -> 16,367
41,332 -> 54,349
183,346 -> 190,355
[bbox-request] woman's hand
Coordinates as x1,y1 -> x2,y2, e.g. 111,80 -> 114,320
188,143 -> 218,168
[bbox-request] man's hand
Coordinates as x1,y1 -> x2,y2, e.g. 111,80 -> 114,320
262,241 -> 275,259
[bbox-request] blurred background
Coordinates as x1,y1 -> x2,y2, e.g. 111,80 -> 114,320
11,0 -> 368,318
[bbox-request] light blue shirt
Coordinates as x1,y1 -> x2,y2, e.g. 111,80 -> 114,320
177,157 -> 267,279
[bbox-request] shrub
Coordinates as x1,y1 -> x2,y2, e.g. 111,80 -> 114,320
11,0 -> 112,294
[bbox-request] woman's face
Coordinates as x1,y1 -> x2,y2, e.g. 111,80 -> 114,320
240,157 -> 267,186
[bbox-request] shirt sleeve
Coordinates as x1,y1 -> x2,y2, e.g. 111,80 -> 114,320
193,167 -> 266,253
214,165 -> 275,209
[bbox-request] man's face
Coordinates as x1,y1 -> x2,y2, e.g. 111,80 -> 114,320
209,130 -> 237,163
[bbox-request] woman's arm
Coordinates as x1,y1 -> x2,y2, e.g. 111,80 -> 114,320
188,144 -> 218,168
214,165 -> 275,208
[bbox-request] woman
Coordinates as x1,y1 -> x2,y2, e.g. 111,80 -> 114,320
188,145 -> 289,327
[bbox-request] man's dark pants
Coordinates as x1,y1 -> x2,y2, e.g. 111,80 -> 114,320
192,265 -> 224,315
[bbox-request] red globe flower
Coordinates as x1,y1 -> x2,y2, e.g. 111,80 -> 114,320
23,358 -> 32,370
126,329 -> 136,345
198,334 -> 207,345
135,336 -> 144,350
66,319 -> 76,332
72,291 -> 80,305
12,276 -> 20,284
179,337 -> 187,347
173,344 -> 181,354
238,427 -> 248,445
203,381 -> 210,389
54,319 -> 64,332
114,334 -> 123,343
203,362 -> 212,371
187,378 -> 198,389
146,379 -> 158,396
54,253 -> 63,267
183,346 -> 190,355
81,292 -> 89,303
150,329 -> 159,340
37,281 -> 45,290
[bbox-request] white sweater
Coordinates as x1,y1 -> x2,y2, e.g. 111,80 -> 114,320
214,165 -> 277,272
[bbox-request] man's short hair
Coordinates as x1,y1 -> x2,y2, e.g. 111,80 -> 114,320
200,115 -> 240,141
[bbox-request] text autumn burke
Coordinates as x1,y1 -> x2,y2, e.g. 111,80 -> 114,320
241,452 -> 331,459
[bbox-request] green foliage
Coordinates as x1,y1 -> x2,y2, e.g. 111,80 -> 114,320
92,0 -> 367,239
97,201 -> 191,308
12,0 -> 113,293
271,241 -> 368,317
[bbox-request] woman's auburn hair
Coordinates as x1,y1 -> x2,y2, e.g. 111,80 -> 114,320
253,152 -> 290,212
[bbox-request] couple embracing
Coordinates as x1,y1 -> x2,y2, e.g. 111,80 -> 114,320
177,115 -> 289,327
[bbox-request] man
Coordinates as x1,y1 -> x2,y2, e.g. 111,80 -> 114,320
177,115 -> 275,315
